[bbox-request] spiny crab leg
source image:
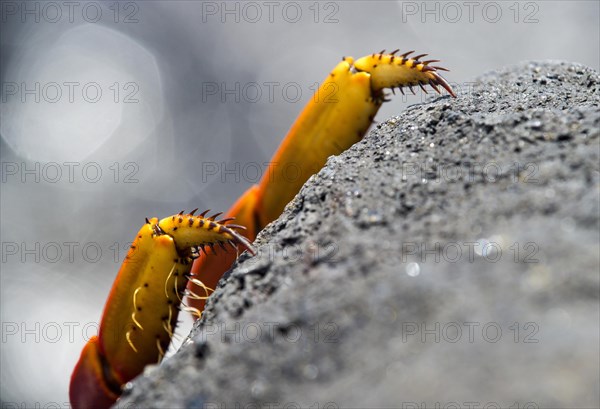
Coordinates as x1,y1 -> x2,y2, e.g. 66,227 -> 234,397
69,211 -> 254,409
187,49 -> 456,320
71,48 -> 455,409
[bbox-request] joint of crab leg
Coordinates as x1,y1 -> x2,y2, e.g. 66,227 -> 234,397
157,212 -> 255,256
69,336 -> 123,409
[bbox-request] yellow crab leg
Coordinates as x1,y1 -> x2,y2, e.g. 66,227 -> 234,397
70,49 -> 455,409
187,49 -> 455,314
256,56 -> 381,225
69,211 -> 254,409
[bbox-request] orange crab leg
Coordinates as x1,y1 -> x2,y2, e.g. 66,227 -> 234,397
70,50 -> 455,408
187,50 -> 455,313
69,212 -> 254,409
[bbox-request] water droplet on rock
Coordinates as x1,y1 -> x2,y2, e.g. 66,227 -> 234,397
406,262 -> 420,277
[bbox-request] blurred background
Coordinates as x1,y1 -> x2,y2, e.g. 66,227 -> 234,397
1,0 -> 598,406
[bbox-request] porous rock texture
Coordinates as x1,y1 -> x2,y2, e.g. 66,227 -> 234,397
117,61 -> 600,409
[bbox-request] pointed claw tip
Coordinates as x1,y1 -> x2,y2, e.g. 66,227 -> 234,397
431,73 -> 457,98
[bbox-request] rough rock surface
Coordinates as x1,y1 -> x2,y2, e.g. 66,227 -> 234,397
117,61 -> 600,408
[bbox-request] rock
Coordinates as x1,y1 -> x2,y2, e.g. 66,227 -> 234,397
117,61 -> 599,408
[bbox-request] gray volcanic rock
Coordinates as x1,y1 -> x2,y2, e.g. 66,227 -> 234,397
116,61 -> 600,409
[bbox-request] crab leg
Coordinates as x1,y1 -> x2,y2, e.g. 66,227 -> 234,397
69,212 -> 254,409
187,50 -> 455,313
70,50 -> 455,408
